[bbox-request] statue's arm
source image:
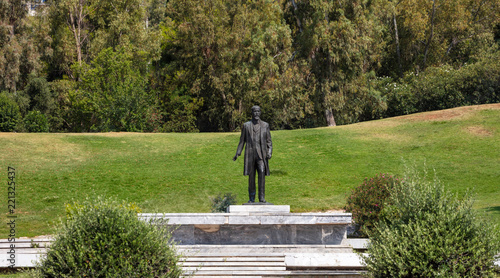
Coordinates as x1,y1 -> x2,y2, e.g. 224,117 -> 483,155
266,125 -> 272,159
233,126 -> 246,161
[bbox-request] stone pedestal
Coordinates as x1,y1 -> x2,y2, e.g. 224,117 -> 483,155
228,205 -> 290,213
139,206 -> 363,276
139,206 -> 351,246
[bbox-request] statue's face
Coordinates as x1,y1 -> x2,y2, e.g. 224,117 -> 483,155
252,108 -> 261,120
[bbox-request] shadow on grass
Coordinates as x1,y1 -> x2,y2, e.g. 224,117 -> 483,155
270,169 -> 288,176
485,206 -> 500,213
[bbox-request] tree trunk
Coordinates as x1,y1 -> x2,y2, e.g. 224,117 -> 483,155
290,0 -> 303,33
325,108 -> 336,126
68,0 -> 89,73
422,0 -> 436,69
393,12 -> 403,78
69,8 -> 81,67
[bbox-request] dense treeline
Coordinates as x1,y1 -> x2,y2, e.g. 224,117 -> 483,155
1,0 -> 499,132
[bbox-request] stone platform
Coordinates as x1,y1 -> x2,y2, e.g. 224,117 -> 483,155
228,205 -> 290,213
139,205 -> 352,245
0,206 -> 364,277
139,205 -> 363,277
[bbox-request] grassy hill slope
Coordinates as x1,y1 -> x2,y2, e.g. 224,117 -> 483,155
1,104 -> 499,237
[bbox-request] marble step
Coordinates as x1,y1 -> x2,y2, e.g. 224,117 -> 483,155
177,244 -> 355,254
184,270 -> 291,276
183,270 -> 362,277
184,257 -> 285,262
183,267 -> 286,271
0,239 -> 369,250
183,262 -> 286,267
0,243 -> 50,249
181,253 -> 287,277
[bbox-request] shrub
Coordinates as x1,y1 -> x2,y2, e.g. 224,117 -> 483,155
345,173 -> 402,237
50,79 -> 77,132
211,192 -> 237,212
34,197 -> 183,278
24,77 -> 57,115
364,170 -> 500,277
382,53 -> 500,118
0,93 -> 22,132
24,111 -> 49,132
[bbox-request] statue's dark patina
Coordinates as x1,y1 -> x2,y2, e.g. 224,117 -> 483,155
233,106 -> 272,203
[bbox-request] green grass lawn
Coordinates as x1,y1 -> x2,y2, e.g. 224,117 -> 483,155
1,104 -> 499,237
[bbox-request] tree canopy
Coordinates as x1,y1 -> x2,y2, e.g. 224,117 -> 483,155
1,0 -> 499,132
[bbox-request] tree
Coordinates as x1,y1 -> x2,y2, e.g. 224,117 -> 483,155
381,0 -> 500,76
23,77 -> 56,115
48,0 -> 162,80
47,0 -> 95,79
70,47 -> 156,132
0,0 -> 43,93
160,0 -> 304,131
19,76 -> 67,131
90,0 -> 162,69
284,0 -> 388,126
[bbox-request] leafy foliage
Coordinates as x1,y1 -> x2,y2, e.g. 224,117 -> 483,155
47,0 -> 161,80
0,0 -> 44,93
345,173 -> 402,237
23,77 -> 56,115
211,192 -> 238,213
20,77 -> 65,131
379,0 -> 500,76
364,170 -> 500,277
34,197 -> 183,278
382,52 -> 500,117
23,110 -> 49,132
1,0 -> 499,132
161,0 -> 305,131
0,93 -> 22,131
284,0 -> 388,126
159,86 -> 202,133
71,48 -> 156,132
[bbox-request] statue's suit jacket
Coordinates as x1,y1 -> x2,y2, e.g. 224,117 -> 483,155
236,120 -> 272,176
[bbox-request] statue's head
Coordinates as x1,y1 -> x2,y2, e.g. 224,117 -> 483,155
251,105 -> 261,120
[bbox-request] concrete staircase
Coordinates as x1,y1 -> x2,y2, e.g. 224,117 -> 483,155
177,244 -> 365,278
181,253 -> 287,277
180,253 -> 361,278
0,237 -> 49,267
2,207 -> 365,277
1,239 -> 365,278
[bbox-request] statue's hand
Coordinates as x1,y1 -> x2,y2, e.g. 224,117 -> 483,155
267,153 -> 272,159
233,154 -> 239,161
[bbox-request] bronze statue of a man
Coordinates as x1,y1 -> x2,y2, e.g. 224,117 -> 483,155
233,105 -> 272,203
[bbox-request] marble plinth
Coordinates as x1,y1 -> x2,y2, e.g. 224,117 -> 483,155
169,224 -> 347,245
139,207 -> 351,246
228,205 -> 290,213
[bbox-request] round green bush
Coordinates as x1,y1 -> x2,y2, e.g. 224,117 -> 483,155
364,172 -> 500,277
35,197 -> 183,278
345,173 -> 402,237
24,111 -> 49,132
0,93 -> 22,132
